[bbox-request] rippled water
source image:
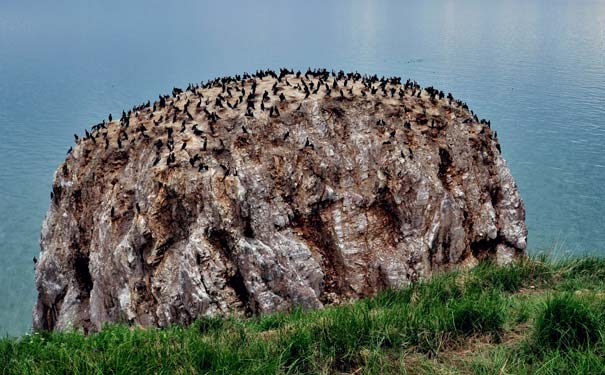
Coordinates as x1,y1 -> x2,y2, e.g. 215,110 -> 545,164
1,0 -> 604,336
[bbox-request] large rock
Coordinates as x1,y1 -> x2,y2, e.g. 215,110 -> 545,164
33,69 -> 527,332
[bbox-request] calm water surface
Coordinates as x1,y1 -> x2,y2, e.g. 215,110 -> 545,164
1,0 -> 604,335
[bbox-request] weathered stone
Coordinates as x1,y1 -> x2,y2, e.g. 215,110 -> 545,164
33,70 -> 527,332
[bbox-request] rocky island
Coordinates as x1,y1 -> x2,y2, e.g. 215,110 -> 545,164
33,69 -> 527,332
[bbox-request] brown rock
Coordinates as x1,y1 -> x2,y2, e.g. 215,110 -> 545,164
33,70 -> 527,332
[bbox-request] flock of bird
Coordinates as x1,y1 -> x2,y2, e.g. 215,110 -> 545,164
61,67 -> 496,190
38,68 -> 499,268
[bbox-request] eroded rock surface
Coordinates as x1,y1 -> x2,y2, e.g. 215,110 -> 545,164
34,69 -> 527,332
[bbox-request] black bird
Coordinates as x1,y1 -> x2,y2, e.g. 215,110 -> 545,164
67,147 -> 73,155
167,152 -> 175,165
215,97 -> 224,108
242,125 -> 248,134
153,155 -> 160,166
110,206 -> 115,219
283,131 -> 289,140
270,106 -> 280,118
181,142 -> 187,150
33,256 -> 37,265
193,125 -> 204,136
74,134 -> 79,142
109,113 -> 112,122
279,93 -> 286,102
117,138 -> 122,149
189,154 -> 200,166
203,137 -> 208,151
220,164 -> 230,180
304,137 -> 314,149
245,108 -> 254,118
135,203 -> 141,214
105,138 -> 109,150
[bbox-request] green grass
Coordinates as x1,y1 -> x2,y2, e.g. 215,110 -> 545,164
2,255 -> 605,374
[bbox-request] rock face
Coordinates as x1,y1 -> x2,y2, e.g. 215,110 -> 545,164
34,69 -> 527,332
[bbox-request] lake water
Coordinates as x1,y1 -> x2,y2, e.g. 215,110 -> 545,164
1,0 -> 604,336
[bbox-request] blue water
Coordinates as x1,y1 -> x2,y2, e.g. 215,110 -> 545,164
1,0 -> 604,336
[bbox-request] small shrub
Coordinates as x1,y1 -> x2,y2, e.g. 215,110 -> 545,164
533,294 -> 600,351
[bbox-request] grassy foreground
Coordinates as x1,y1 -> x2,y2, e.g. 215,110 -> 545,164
3,256 -> 605,374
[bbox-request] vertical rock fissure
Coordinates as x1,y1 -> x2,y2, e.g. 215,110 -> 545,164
206,228 -> 252,315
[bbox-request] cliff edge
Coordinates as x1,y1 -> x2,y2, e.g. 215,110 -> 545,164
34,69 -> 527,332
